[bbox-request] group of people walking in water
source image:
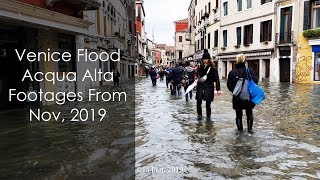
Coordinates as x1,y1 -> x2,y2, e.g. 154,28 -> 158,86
147,49 -> 258,133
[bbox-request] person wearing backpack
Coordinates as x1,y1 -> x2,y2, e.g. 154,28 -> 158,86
227,54 -> 258,133
196,49 -> 221,121
183,61 -> 196,102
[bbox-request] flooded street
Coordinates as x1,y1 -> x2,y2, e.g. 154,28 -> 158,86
136,78 -> 320,179
0,82 -> 135,179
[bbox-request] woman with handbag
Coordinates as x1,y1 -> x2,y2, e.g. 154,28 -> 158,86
196,49 -> 221,121
227,54 -> 258,133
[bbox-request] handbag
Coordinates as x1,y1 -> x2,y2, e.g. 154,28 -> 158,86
198,67 -> 211,83
232,77 -> 250,101
246,68 -> 265,105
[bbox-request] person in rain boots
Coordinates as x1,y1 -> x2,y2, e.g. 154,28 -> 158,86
227,54 -> 258,133
196,49 -> 221,121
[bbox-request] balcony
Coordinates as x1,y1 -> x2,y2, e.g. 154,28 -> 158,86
276,31 -> 294,45
107,36 -> 124,50
46,0 -> 100,10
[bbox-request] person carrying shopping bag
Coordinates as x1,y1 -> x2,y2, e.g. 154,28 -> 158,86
227,54 -> 259,133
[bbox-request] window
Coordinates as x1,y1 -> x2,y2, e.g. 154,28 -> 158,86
244,24 -> 253,45
236,27 -> 241,45
179,36 -> 182,42
208,2 -> 211,13
214,30 -> 218,47
58,34 -> 75,72
315,52 -> 320,81
247,0 -> 252,8
179,51 -> 182,59
216,0 -> 219,8
223,2 -> 228,16
195,0 -> 197,6
261,0 -> 272,5
223,30 -> 227,47
312,0 -> 320,28
208,33 -> 211,49
280,7 -> 292,43
237,0 -> 242,11
260,20 -> 272,42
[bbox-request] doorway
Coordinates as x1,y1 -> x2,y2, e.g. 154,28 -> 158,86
280,58 -> 290,82
248,60 -> 260,80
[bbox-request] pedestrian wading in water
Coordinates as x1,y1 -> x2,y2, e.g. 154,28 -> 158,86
150,67 -> 157,87
113,68 -> 120,86
183,61 -> 196,102
227,54 -> 258,133
196,49 -> 221,121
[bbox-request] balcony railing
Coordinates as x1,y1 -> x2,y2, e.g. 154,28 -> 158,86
276,31 -> 294,45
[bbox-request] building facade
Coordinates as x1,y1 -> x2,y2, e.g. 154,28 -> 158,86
296,0 -> 320,84
218,0 -> 276,82
174,18 -> 192,63
136,0 -> 147,77
194,0 -> 221,64
0,0 -> 100,108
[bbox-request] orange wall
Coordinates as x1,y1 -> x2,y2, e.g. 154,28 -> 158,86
175,23 -> 188,32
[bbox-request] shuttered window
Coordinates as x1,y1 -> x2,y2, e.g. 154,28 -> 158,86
260,20 -> 272,42
223,30 -> 227,47
236,27 -> 241,45
244,24 -> 253,45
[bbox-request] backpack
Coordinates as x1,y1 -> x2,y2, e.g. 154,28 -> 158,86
180,69 -> 189,86
187,70 -> 195,83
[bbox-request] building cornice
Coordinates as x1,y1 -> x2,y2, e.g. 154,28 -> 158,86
0,0 -> 93,31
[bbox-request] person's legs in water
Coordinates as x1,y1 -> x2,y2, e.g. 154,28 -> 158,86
246,109 -> 253,133
235,110 -> 243,132
197,99 -> 203,120
205,100 -> 211,121
184,86 -> 188,101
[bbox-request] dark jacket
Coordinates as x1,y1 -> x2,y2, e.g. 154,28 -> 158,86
150,69 -> 157,79
196,64 -> 221,101
227,63 -> 258,110
171,66 -> 184,84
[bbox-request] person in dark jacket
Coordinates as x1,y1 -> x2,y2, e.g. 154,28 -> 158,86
183,61 -> 196,102
171,63 -> 184,95
227,54 -> 258,133
150,67 -> 157,86
196,49 -> 221,120
113,68 -> 120,86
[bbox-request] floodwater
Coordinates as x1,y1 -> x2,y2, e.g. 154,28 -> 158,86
0,77 -> 319,179
0,82 -> 135,179
135,78 -> 320,179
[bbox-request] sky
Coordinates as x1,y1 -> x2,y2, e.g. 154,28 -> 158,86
144,0 -> 190,46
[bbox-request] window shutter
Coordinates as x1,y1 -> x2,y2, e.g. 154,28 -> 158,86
303,1 -> 310,30
268,20 -> 272,41
260,22 -> 263,42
